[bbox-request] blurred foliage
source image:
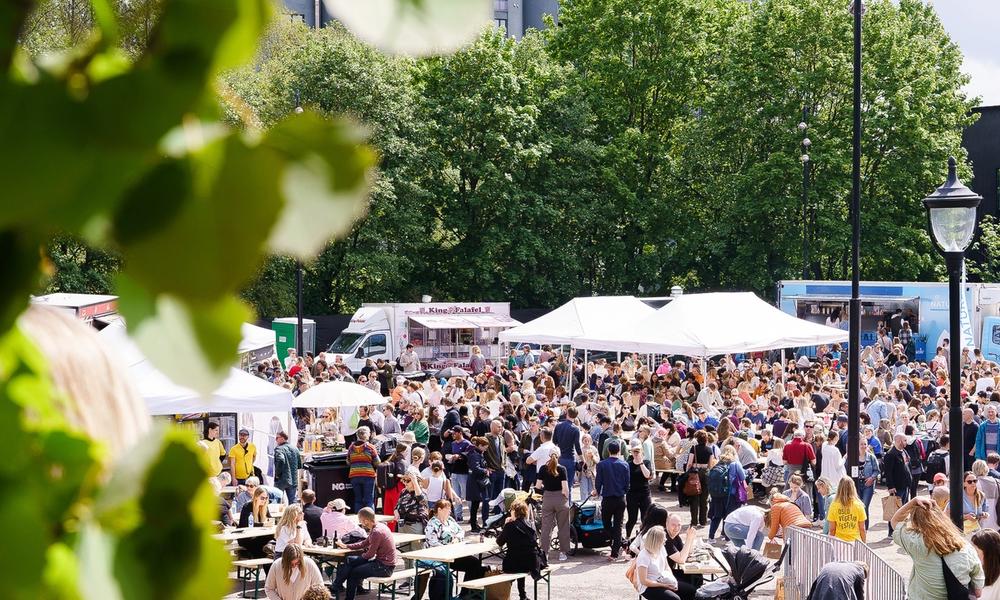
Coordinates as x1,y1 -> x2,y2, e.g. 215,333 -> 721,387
2,0 -> 490,597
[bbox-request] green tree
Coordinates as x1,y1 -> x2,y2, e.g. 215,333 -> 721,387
669,0 -> 975,293
44,234 -> 122,294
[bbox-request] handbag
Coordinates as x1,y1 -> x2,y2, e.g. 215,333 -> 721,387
762,540 -> 783,560
941,555 -> 977,600
881,495 -> 902,522
683,469 -> 702,497
799,460 -> 815,484
736,474 -> 748,504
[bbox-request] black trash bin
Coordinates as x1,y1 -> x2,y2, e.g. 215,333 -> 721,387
304,451 -> 353,508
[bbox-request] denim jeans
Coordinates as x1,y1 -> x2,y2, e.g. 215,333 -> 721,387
332,556 -> 393,600
858,482 -> 875,529
279,483 -> 297,505
350,476 -> 375,513
559,457 -> 577,500
579,474 -> 595,502
490,470 -> 506,501
723,521 -> 763,550
450,473 -> 467,521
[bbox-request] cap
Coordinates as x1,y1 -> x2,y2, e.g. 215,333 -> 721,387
330,498 -> 347,511
933,473 -> 947,484
451,425 -> 464,433
238,428 -> 250,435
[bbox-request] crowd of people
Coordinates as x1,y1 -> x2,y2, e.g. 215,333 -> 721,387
209,327 -> 1000,600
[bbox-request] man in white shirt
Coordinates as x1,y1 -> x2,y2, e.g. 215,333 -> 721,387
284,348 -> 298,370
526,427 -> 557,472
399,344 -> 421,372
697,382 -> 724,411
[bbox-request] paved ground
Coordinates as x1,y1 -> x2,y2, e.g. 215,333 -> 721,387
224,485 -> 917,599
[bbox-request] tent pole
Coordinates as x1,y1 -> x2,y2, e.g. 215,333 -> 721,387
781,348 -> 787,386
568,346 -> 574,399
584,348 -> 589,392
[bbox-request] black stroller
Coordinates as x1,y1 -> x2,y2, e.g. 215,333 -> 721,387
694,545 -> 776,600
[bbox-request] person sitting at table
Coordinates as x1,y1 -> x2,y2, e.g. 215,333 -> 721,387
635,526 -> 681,600
420,499 -> 487,600
209,478 -> 232,526
322,498 -> 354,542
330,507 -> 397,600
238,487 -> 272,558
264,543 -> 323,600
664,514 -> 699,600
233,476 -> 286,517
274,504 -> 310,560
496,499 -> 539,600
302,490 -> 324,542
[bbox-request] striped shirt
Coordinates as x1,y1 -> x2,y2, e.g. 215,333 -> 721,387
348,442 -> 379,479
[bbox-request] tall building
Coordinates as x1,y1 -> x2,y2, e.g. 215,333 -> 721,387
963,106 -> 1000,217
493,0 -> 560,39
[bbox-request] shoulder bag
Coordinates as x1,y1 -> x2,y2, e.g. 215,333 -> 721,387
941,554 -> 976,600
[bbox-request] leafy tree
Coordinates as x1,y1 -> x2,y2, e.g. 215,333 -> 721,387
44,234 -> 122,294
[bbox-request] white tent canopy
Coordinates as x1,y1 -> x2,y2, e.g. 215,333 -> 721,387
292,381 -> 387,409
572,292 -> 848,356
99,321 -> 293,415
498,296 -> 656,348
239,322 -> 277,354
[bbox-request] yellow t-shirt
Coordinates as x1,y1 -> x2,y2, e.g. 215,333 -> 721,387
204,438 -> 226,476
229,442 -> 257,481
827,498 -> 867,543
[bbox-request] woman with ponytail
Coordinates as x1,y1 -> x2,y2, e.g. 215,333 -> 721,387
535,448 -> 571,561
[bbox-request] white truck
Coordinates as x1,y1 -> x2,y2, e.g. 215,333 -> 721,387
325,302 -> 520,374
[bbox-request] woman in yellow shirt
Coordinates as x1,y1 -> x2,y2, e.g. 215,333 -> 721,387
827,476 -> 867,543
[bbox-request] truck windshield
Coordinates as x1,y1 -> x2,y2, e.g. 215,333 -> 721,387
327,332 -> 363,354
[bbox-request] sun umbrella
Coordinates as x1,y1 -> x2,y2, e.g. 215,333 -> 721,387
435,366 -> 469,379
292,381 -> 388,408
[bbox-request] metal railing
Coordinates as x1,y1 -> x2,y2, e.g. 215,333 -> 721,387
783,527 -> 906,600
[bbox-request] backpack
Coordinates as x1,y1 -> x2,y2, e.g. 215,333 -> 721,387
924,450 -> 947,483
708,463 -> 731,497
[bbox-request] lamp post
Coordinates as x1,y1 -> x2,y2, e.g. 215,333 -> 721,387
846,0 -> 864,476
923,157 -> 982,528
799,109 -> 812,279
294,92 -> 305,356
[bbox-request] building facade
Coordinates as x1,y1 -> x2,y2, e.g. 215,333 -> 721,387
963,105 -> 1000,217
493,0 -> 560,38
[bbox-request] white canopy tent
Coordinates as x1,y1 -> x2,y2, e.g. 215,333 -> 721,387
239,322 -> 277,354
572,292 -> 848,357
292,381 -> 387,409
498,296 -> 655,347
99,321 -> 293,415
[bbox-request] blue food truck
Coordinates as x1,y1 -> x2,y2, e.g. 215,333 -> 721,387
777,280 -> 1000,361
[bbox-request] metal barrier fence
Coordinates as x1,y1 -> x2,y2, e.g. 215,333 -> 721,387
783,527 -> 906,600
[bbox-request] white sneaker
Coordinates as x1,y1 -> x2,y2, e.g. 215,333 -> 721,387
558,553 -> 568,562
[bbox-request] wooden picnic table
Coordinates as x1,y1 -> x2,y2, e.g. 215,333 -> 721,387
213,526 -> 275,542
682,547 -> 727,577
402,541 -> 499,599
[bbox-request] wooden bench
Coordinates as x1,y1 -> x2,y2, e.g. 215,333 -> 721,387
533,565 -> 558,600
458,572 -> 531,600
367,568 -> 418,600
232,558 -> 272,599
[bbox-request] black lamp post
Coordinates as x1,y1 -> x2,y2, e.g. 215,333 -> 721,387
846,0 -> 864,477
923,157 -> 982,528
294,93 -> 305,356
799,109 -> 812,279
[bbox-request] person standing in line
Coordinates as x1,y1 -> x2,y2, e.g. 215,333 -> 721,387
273,430 -> 302,504
347,427 -> 380,513
553,405 -> 583,500
519,417 -> 543,491
883,433 -> 913,535
399,343 -> 421,373
444,426 -> 471,522
535,449 -> 571,562
202,421 -> 227,478
625,438 -> 653,540
686,430 -> 715,528
229,427 -> 256,484
485,419 -> 510,498
593,440 -> 630,561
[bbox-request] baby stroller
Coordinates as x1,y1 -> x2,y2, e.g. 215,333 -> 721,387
481,488 -> 543,542
694,545 -> 775,600
564,498 -> 611,556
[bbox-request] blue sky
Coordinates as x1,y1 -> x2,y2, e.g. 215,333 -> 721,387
931,0 -> 1000,106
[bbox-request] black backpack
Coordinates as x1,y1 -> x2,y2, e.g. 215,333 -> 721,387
924,450 -> 947,483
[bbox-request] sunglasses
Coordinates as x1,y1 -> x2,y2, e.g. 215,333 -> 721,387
966,480 -> 977,484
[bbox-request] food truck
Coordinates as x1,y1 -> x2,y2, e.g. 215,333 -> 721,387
778,280 -> 1000,361
325,302 -> 520,374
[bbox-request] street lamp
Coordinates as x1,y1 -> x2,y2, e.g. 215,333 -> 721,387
294,91 -> 305,356
923,156 -> 982,529
799,110 -> 811,278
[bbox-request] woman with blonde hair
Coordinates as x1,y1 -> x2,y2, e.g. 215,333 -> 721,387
263,543 -> 323,600
273,504 -> 309,558
238,487 -> 272,557
826,477 -> 866,543
634,526 -> 680,600
974,460 -> 1000,531
891,497 -> 984,599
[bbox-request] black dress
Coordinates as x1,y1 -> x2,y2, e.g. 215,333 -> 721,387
498,518 -> 539,600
